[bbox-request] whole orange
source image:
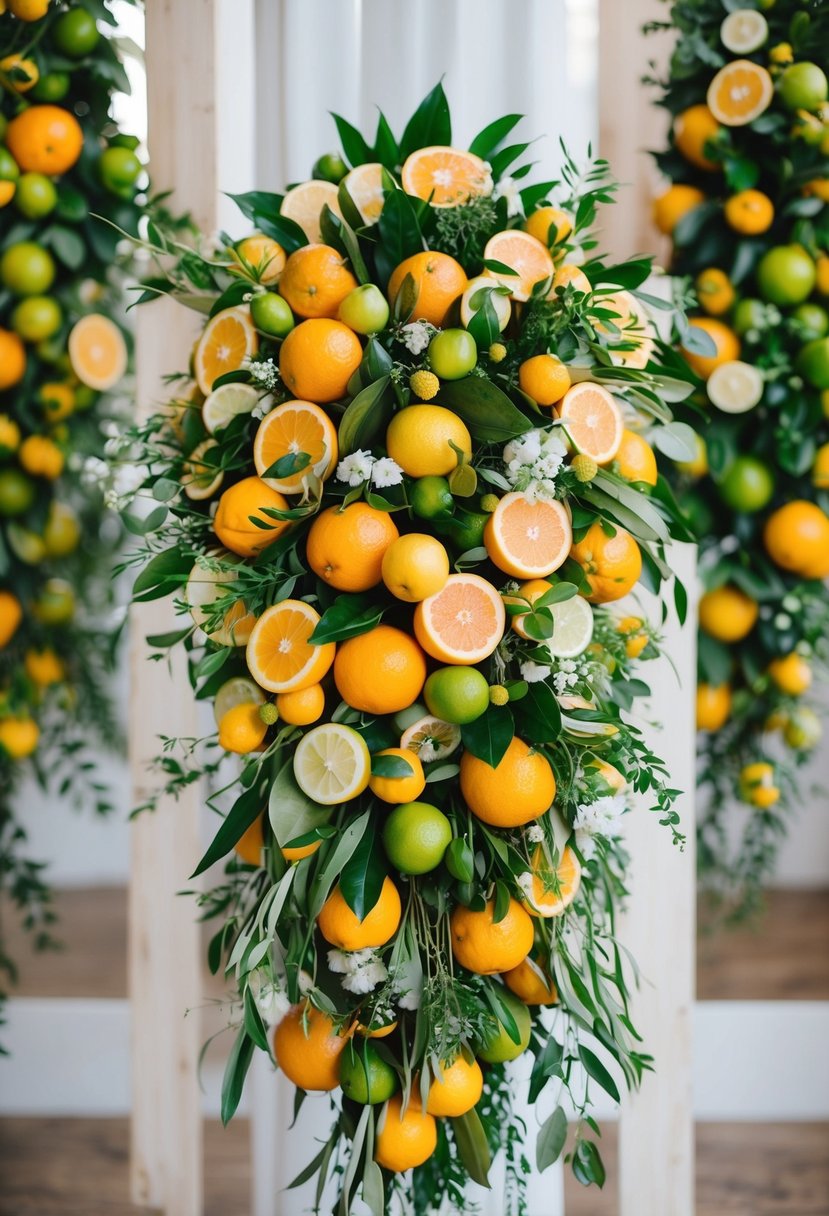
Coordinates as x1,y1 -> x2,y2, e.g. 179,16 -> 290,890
518,354 -> 571,406
368,747 -> 426,803
696,683 -> 732,732
6,105 -> 83,175
213,477 -> 290,558
569,521 -> 642,603
680,318 -> 740,379
503,956 -> 559,1005
698,585 -> 758,642
375,1094 -> 437,1172
450,898 -> 534,975
317,877 -> 401,949
279,318 -> 362,402
0,329 -> 26,390
306,502 -> 399,591
425,1056 -> 483,1117
334,624 -> 427,715
273,1003 -> 347,1092
724,189 -> 774,235
278,244 -> 358,319
387,251 -> 467,326
673,104 -> 722,170
460,736 -> 556,827
764,500 -> 829,578
652,184 -> 706,235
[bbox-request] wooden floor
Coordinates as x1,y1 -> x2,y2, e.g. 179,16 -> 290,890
0,1116 -> 827,1215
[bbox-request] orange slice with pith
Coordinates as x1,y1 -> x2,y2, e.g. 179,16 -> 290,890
520,845 -> 582,918
483,230 -> 555,302
193,305 -> 258,395
706,60 -> 773,127
558,382 -> 624,465
253,400 -> 338,494
413,573 -> 505,665
68,315 -> 127,391
485,493 -> 573,579
401,146 -> 490,208
246,599 -> 336,693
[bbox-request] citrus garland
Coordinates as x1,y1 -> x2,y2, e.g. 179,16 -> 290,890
0,0 -> 140,1000
124,86 -> 696,1207
650,0 -> 829,920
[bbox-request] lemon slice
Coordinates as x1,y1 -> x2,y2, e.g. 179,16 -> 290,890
202,383 -> 259,435
721,10 -> 768,54
182,438 -> 224,500
213,675 -> 266,726
706,360 -> 764,413
293,722 -> 371,805
342,163 -> 386,225
280,180 -> 342,243
185,559 -> 255,647
400,714 -> 462,762
544,594 -> 594,658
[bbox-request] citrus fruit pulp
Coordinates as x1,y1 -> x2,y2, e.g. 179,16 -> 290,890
401,146 -> 490,207
706,60 -> 773,126
202,383 -> 259,434
293,722 -> 371,804
520,844 -> 582,916
280,180 -> 342,244
194,305 -> 258,395
485,493 -> 573,579
558,381 -> 624,464
246,599 -> 335,694
253,399 -> 337,492
413,573 -> 506,664
482,230 -> 555,302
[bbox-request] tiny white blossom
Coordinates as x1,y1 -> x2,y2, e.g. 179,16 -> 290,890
526,824 -> 545,843
82,456 -> 109,484
521,660 -> 551,683
328,948 -> 388,995
371,457 -> 404,488
113,464 -> 145,500
515,871 -> 535,900
101,420 -> 120,439
401,321 -> 433,354
248,973 -> 291,1024
573,793 -> 626,859
342,959 -> 388,994
492,176 -> 524,218
246,358 -> 281,391
416,741 -> 440,763
397,986 -> 421,1011
104,489 -> 119,510
336,449 -> 375,486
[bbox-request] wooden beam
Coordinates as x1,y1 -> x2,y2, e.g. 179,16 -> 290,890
128,1 -> 221,1211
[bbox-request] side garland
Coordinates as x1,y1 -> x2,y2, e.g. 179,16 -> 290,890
122,86 -> 696,1208
650,0 -> 829,920
0,0 -> 141,1008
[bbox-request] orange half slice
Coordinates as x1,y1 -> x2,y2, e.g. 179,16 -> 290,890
246,599 -> 336,693
483,230 -> 555,302
253,400 -> 338,494
401,146 -> 490,208
67,315 -> 128,391
194,305 -> 258,396
485,493 -> 573,579
706,60 -> 773,126
521,845 -> 582,918
413,573 -> 505,664
558,382 -> 624,465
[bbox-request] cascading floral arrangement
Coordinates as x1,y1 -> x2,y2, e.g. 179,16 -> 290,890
649,0 -> 829,920
123,85 -> 697,1208
0,0 -> 142,1003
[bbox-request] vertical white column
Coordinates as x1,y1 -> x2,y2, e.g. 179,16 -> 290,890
129,0 -> 223,1211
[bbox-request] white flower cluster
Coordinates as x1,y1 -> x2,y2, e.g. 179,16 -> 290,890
503,428 -> 568,503
400,320 -> 436,354
492,175 -> 524,218
526,824 -> 546,844
519,654 -> 590,694
328,948 -> 388,995
573,793 -> 626,860
336,449 -> 404,489
246,357 -> 281,392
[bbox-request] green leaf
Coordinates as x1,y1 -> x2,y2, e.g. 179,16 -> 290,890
469,113 -> 523,160
192,786 -> 263,877
373,111 -> 399,171
399,82 -> 451,159
145,626 -> 191,649
268,761 -> 330,848
461,705 -> 514,768
361,1156 -> 385,1216
243,984 -> 270,1052
309,593 -> 386,644
339,822 -> 387,920
437,379 -> 532,443
338,377 -> 394,455
319,204 -> 370,284
444,837 -> 474,882
227,190 -> 307,251
371,753 -> 414,778
375,189 -> 424,284
331,112 -> 373,167
132,546 -> 192,602
536,1106 -> 567,1172
451,1109 -> 491,1188
466,287 -> 503,350
579,1044 -> 621,1103
572,1139 -> 606,1188
310,811 -> 371,919
44,224 -> 85,269
220,1027 -> 254,1125
483,983 -> 522,1045
529,1034 -> 563,1103
650,422 -> 697,462
515,682 -> 561,746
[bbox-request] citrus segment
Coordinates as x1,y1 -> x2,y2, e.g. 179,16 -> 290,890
482,230 -> 555,302
67,315 -> 127,391
460,275 -> 511,331
280,180 -> 342,244
182,439 -> 224,500
484,492 -> 573,578
246,599 -> 335,694
343,162 -> 386,224
401,145 -> 490,208
720,9 -> 768,54
202,383 -> 259,434
253,400 -> 337,492
706,60 -> 773,126
185,560 -> 255,647
558,382 -> 624,464
194,305 -> 258,395
519,844 -> 582,917
545,593 -> 595,658
293,723 -> 371,806
413,573 -> 506,664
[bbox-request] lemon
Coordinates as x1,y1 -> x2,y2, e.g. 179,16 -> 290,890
544,594 -> 594,658
381,533 -> 450,602
202,383 -> 259,435
213,676 -> 266,726
182,438 -> 224,500
706,360 -> 764,413
720,10 -> 768,53
399,713 -> 461,762
218,702 -> 268,754
293,722 -> 371,805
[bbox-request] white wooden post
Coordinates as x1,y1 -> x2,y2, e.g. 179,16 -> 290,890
129,1 -> 222,1211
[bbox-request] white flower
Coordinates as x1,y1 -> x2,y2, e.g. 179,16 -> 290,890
573,794 -> 627,860
327,948 -> 388,995
521,660 -> 551,683
397,986 -> 421,1011
526,824 -> 545,843
247,358 -> 281,390
248,972 -> 291,1024
371,457 -> 404,488
113,463 -> 145,500
492,176 -> 524,218
82,456 -> 109,484
336,449 -> 375,486
401,321 -> 433,355
504,430 -> 542,468
101,420 -> 120,439
515,871 -> 535,901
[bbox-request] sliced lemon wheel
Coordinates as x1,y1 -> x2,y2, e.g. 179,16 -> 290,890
213,675 -> 266,726
293,722 -> 371,805
706,360 -> 764,413
545,594 -> 594,659
182,438 -> 224,500
400,714 -> 462,762
280,180 -> 342,244
342,163 -> 386,225
720,10 -> 768,54
185,559 -> 255,647
202,382 -> 259,435
459,275 -> 511,331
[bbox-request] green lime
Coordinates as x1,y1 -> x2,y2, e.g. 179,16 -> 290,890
30,71 -> 70,102
756,245 -> 816,306
33,578 -> 75,625
423,665 -> 489,724
719,455 -> 775,512
14,173 -> 58,219
478,989 -> 532,1064
0,147 -> 20,183
338,284 -> 389,334
250,291 -> 295,337
792,303 -> 828,341
12,295 -> 62,342
99,146 -> 142,192
410,475 -> 454,521
0,468 -> 36,517
1,241 -> 56,296
338,1041 -> 398,1105
42,502 -> 80,557
52,9 -> 100,57
797,337 -> 829,389
434,508 -> 487,552
733,298 -> 765,336
778,62 -> 828,112
382,801 -> 453,875
312,152 -> 348,184
428,328 -> 478,380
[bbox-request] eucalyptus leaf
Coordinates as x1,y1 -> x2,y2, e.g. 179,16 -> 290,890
536,1106 -> 568,1172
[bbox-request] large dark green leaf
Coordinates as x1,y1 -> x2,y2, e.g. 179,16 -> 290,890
468,113 -> 523,160
514,682 -> 561,746
340,826 -> 388,920
399,82 -> 451,159
338,377 -> 394,455
132,546 -> 192,601
192,785 -> 263,877
437,379 -> 533,443
461,705 -> 514,768
375,190 -> 424,284
226,191 -> 307,251
309,593 -> 386,644
579,1044 -> 621,1103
